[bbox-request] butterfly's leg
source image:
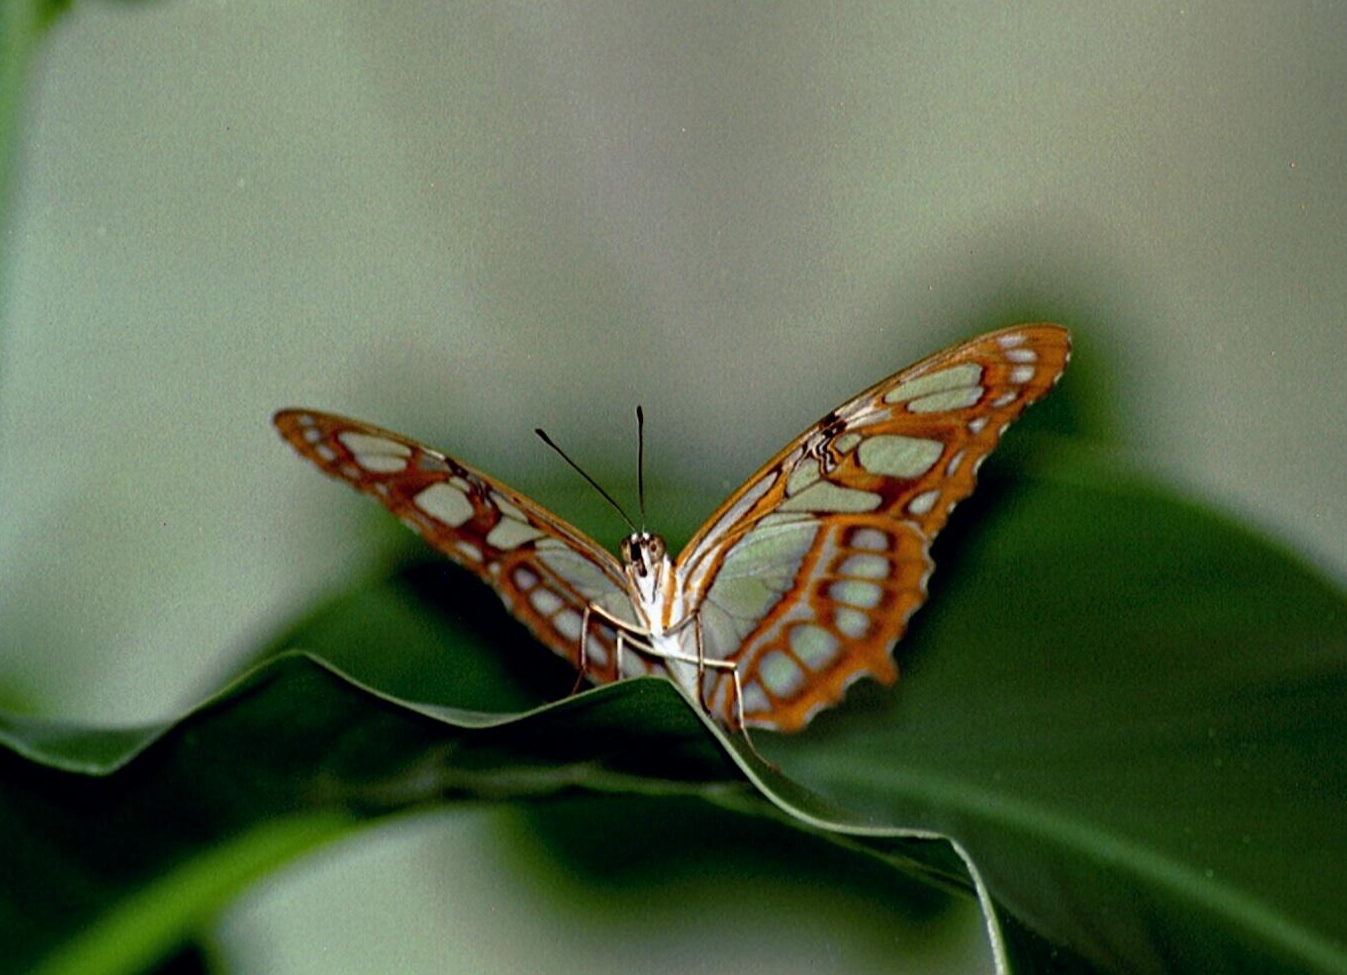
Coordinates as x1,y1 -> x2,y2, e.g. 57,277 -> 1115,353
694,618 -> 708,710
693,660 -> 762,760
726,664 -> 760,757
633,644 -> 763,759
700,658 -> 757,757
635,643 -> 730,699
587,604 -> 657,682
569,605 -> 591,695
660,612 -> 708,708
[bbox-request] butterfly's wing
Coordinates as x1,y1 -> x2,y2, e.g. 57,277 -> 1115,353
676,324 -> 1071,731
274,410 -> 651,684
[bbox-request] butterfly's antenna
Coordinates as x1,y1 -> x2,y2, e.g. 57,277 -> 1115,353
535,427 -> 639,533
636,405 -> 647,530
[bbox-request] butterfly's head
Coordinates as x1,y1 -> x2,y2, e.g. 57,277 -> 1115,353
620,531 -> 671,602
620,531 -> 666,575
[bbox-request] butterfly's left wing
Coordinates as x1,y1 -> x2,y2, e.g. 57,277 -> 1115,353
274,410 -> 652,685
676,325 -> 1070,731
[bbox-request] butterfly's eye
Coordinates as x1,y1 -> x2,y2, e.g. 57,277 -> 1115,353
649,536 -> 666,561
619,537 -> 635,563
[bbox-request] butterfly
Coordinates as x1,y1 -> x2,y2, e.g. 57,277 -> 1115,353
274,324 -> 1069,733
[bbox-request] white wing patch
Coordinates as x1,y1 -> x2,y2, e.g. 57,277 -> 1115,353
701,518 -> 819,645
883,362 -> 983,404
780,482 -> 882,512
856,435 -> 944,479
339,432 -> 413,472
414,483 -> 474,527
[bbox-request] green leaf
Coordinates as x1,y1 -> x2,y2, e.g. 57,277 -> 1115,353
1,443 -> 1343,975
770,443 -> 1347,973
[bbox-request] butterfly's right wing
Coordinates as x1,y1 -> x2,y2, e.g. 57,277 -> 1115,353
274,409 -> 651,684
676,325 -> 1071,730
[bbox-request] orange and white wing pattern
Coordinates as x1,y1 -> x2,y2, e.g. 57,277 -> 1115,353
273,410 -> 652,684
677,324 -> 1071,731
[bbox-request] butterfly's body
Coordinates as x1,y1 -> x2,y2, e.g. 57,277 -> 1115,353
275,325 -> 1070,732
615,533 -> 688,669
599,532 -> 686,675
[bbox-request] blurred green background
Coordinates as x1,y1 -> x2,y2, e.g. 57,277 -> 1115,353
1,1 -> 1344,972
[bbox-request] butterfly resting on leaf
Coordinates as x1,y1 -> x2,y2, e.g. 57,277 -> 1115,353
274,325 -> 1070,737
